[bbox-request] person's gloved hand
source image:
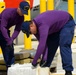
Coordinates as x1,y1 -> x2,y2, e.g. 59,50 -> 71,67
40,60 -> 47,67
31,63 -> 37,69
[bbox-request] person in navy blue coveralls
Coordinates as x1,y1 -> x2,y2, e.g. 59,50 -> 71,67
21,10 -> 76,75
0,1 -> 30,69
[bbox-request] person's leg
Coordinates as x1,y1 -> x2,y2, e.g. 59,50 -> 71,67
0,31 -> 15,69
45,32 -> 59,67
1,43 -> 15,68
59,20 -> 75,72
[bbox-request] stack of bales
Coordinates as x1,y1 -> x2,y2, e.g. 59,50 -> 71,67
0,50 -> 58,74
0,50 -> 40,71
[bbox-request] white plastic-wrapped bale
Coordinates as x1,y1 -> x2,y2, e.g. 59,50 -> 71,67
8,63 -> 36,75
8,63 -> 50,75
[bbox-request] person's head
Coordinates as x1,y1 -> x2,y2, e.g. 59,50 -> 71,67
17,1 -> 30,16
21,21 -> 37,38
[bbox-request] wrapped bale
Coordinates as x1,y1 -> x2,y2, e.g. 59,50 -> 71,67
8,63 -> 50,75
20,50 -> 36,58
0,57 -> 6,71
15,58 -> 31,64
8,63 -> 36,75
15,52 -> 30,60
0,71 -> 7,75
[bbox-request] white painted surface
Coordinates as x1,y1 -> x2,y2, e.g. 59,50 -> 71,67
0,0 -> 4,2
33,0 -> 40,7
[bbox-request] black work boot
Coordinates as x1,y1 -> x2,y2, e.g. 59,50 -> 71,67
65,71 -> 72,75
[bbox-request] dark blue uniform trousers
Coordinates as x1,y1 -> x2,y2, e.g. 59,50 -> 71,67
46,19 -> 75,71
0,30 -> 15,69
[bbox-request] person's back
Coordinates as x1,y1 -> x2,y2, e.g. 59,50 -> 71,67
33,10 -> 70,34
0,8 -> 24,29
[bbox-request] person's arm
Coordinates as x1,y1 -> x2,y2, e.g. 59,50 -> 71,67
34,33 -> 48,61
12,17 -> 24,40
32,25 -> 49,65
12,23 -> 21,40
42,47 -> 48,61
0,13 -> 13,45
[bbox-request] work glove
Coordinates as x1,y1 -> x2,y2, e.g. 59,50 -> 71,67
39,60 -> 47,67
31,63 -> 38,69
